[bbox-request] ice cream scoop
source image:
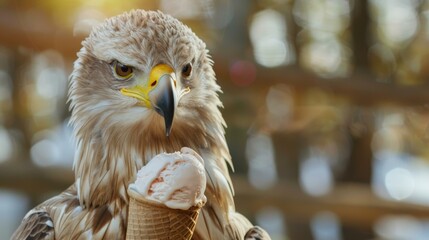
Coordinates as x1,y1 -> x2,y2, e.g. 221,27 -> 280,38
129,147 -> 207,210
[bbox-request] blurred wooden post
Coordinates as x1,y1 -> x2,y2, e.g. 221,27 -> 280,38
341,0 -> 375,239
272,132 -> 313,239
351,0 -> 370,71
341,108 -> 374,183
272,132 -> 302,182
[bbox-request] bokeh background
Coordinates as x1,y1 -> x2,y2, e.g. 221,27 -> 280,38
2,0 -> 429,239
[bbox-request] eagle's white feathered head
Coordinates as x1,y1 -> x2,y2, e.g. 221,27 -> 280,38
68,10 -> 232,211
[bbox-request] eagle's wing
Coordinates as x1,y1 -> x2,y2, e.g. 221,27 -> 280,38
11,210 -> 54,240
228,212 -> 271,240
244,226 -> 272,240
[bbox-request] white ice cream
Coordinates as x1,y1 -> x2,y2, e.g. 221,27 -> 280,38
129,147 -> 207,210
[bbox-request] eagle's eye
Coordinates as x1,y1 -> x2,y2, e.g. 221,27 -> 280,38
113,61 -> 133,79
181,63 -> 192,78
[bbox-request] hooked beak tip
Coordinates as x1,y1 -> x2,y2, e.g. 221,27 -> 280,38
166,126 -> 172,137
154,106 -> 173,137
151,74 -> 177,137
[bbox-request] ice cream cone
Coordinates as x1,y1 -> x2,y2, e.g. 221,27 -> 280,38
126,188 -> 204,240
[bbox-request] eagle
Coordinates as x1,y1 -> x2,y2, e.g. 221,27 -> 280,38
12,10 -> 270,240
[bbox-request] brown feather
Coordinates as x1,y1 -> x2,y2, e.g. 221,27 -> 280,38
11,211 -> 54,240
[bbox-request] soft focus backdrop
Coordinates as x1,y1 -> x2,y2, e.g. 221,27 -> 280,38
2,0 -> 429,239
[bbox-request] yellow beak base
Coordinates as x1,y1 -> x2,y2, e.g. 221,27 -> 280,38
120,64 -> 175,107
120,64 -> 177,136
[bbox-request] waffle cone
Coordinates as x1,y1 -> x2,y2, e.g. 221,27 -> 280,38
126,188 -> 204,240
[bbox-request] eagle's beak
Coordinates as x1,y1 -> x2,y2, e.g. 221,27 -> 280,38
120,64 -> 177,136
149,71 -> 177,136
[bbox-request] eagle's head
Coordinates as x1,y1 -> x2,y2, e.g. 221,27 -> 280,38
68,10 -> 231,207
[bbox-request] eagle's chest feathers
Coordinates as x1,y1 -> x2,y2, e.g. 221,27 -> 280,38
75,118 -> 211,208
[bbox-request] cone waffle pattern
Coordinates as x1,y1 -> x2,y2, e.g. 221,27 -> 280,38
126,190 -> 202,240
